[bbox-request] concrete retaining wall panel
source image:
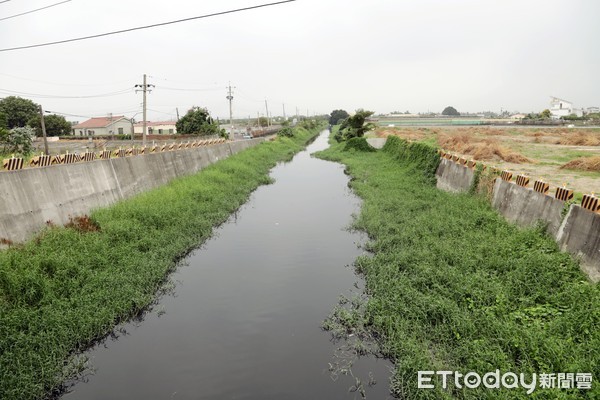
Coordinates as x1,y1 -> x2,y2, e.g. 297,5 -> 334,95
435,158 -> 474,193
0,140 -> 263,244
491,178 -> 565,237
229,138 -> 266,155
556,205 -> 600,282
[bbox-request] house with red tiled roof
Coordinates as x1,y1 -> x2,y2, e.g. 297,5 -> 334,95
72,116 -> 131,136
133,121 -> 177,135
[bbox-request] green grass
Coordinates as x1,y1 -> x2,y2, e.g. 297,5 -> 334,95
0,126 -> 321,400
316,135 -> 600,399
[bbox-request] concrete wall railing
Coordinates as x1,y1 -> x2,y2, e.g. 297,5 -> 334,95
436,151 -> 600,282
0,138 -> 265,245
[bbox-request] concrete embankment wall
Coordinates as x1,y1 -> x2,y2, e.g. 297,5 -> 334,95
435,159 -> 600,281
435,158 -> 474,193
0,139 -> 265,244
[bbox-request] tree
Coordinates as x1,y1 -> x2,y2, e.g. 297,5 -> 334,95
257,117 -> 269,127
28,114 -> 72,137
175,107 -> 224,136
441,106 -> 460,116
0,96 -> 40,129
328,109 -> 349,125
0,126 -> 35,155
539,109 -> 552,119
334,109 -> 375,142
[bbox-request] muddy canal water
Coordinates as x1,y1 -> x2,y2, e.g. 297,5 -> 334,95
63,131 -> 392,399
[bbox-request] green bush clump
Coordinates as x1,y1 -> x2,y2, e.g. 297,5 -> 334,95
343,137 -> 377,152
277,126 -> 294,137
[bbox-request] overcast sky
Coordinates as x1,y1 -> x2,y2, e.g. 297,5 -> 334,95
1,0 -> 599,122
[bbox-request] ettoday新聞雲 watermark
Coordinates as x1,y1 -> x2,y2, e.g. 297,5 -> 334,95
418,370 -> 593,394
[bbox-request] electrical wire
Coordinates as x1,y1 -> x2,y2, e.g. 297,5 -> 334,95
0,0 -> 71,22
0,0 -> 12,4
155,85 -> 222,92
46,107 -> 142,119
147,108 -> 177,116
0,71 -> 137,87
0,87 -> 133,99
0,0 -> 297,52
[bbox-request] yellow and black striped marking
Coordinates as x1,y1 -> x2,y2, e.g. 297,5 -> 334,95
533,180 -> 549,194
30,154 -> 53,167
3,157 -> 24,171
113,148 -> 126,158
63,153 -> 80,164
515,174 -> 530,187
467,160 -> 476,169
500,170 -> 513,182
81,152 -> 96,162
51,155 -> 65,165
581,194 -> 600,212
555,187 -> 574,202
98,150 -> 111,159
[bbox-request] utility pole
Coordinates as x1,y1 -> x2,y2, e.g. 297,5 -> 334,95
296,107 -> 299,120
135,74 -> 154,146
257,111 -> 260,129
176,107 -> 180,121
282,103 -> 286,121
39,105 -> 49,155
108,112 -> 113,140
226,82 -> 235,140
265,99 -> 270,127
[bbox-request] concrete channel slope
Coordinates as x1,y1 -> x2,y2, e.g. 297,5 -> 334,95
0,139 -> 264,245
436,157 -> 600,282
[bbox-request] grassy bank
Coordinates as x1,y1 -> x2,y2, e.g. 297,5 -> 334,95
317,135 -> 599,399
0,126 -> 321,400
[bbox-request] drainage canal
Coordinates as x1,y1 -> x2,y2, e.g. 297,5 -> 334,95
63,131 -> 392,399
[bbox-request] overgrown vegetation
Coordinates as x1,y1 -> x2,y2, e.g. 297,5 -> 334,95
317,135 -> 599,399
0,126 -> 35,156
334,109 -> 375,142
343,137 -> 377,152
0,125 -> 322,400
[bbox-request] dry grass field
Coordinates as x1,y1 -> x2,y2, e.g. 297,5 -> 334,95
374,126 -> 600,196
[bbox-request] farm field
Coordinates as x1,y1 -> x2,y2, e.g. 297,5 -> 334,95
373,126 -> 600,197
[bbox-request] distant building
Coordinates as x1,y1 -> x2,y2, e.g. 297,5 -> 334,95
133,121 -> 177,135
549,97 -> 583,119
587,106 -> 600,114
72,116 -> 131,136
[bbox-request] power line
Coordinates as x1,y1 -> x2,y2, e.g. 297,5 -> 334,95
0,0 -> 71,22
0,0 -> 12,4
0,87 -> 133,99
0,71 -> 136,87
0,0 -> 297,52
46,107 -> 142,119
155,85 -> 221,92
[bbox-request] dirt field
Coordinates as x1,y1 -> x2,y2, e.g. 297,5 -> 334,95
373,126 -> 600,196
